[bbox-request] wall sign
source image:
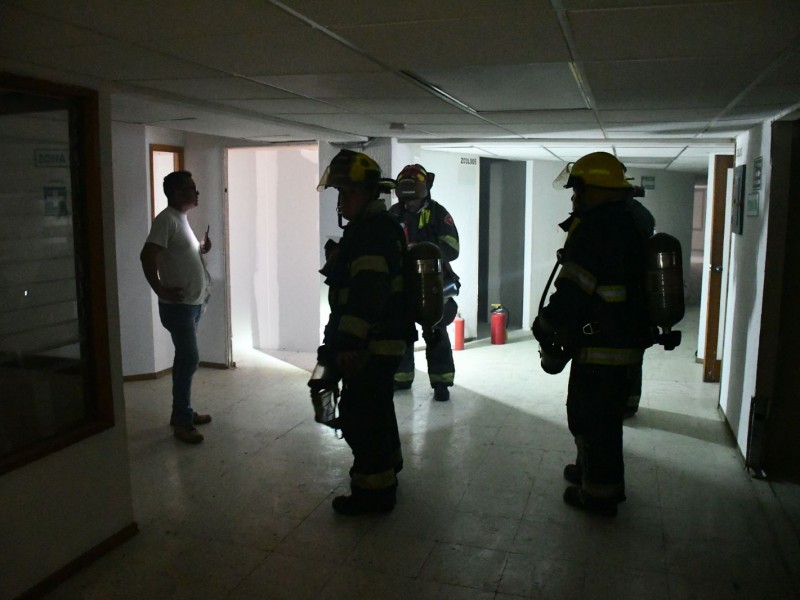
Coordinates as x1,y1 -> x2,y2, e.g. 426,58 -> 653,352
44,186 -> 68,216
752,156 -> 763,190
746,191 -> 760,217
641,176 -> 656,190
34,149 -> 69,167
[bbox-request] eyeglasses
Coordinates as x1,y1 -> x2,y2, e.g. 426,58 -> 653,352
176,187 -> 199,194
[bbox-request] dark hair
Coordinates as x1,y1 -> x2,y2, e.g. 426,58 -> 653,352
163,170 -> 193,204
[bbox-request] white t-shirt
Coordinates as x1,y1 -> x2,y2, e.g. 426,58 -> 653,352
146,207 -> 210,305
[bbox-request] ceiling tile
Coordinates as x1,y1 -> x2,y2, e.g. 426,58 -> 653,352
327,98 -> 466,115
252,72 -> 430,99
331,13 -> 569,70
584,57 -> 775,92
12,44 -> 220,81
9,0 -> 298,41
283,0 -> 556,25
127,78 -> 299,101
222,98 -> 346,114
0,5 -> 110,49
142,29 -> 378,77
416,63 -> 586,112
569,2 -> 800,61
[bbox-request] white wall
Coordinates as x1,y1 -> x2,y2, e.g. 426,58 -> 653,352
116,126 -> 246,375
229,146 -> 320,354
718,124 -> 772,454
1,87 -> 134,600
182,133 -> 229,366
528,160 -> 574,326
417,149 -> 481,339
227,149 -> 258,350
113,123 -> 159,375
626,168 -> 696,287
263,147 -> 320,351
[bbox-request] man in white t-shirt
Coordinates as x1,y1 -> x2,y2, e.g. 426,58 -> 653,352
140,171 -> 212,444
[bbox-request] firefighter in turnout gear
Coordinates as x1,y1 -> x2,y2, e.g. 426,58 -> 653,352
389,164 -> 460,402
532,152 -> 653,517
317,149 -> 413,515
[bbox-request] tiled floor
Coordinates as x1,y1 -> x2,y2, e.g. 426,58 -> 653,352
46,308 -> 800,599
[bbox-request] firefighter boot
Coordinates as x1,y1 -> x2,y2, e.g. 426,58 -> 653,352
433,384 -> 450,402
563,464 -> 582,485
563,486 -> 618,517
332,484 -> 397,516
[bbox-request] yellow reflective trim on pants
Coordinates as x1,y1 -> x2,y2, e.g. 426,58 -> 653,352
429,372 -> 454,384
558,262 -> 597,295
369,339 -> 406,356
351,254 -> 388,276
596,285 -> 627,302
576,347 -> 644,366
339,315 -> 371,339
352,468 -> 397,490
394,371 -> 414,383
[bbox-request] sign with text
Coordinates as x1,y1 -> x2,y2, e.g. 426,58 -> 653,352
34,149 -> 69,168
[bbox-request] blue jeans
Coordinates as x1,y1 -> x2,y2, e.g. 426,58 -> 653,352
159,302 -> 202,428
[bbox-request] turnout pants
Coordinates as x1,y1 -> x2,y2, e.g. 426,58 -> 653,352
567,363 -> 636,501
339,355 -> 403,492
394,298 -> 457,388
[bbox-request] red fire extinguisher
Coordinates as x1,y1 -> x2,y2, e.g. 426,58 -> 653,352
490,304 -> 508,345
454,313 -> 465,351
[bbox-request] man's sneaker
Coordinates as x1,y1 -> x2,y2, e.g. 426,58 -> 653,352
173,426 -> 204,444
169,411 -> 212,427
393,381 -> 412,391
563,464 -> 582,485
563,486 -> 617,517
433,384 -> 450,402
192,411 -> 212,425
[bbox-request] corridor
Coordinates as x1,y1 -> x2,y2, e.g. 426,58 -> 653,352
46,308 -> 800,599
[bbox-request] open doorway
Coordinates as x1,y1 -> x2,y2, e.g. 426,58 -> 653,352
477,158 -> 527,338
225,145 -> 320,364
149,144 -> 183,219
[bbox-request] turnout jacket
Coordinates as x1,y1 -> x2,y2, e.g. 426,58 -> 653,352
389,198 -> 459,279
321,200 -> 411,361
540,200 -> 651,366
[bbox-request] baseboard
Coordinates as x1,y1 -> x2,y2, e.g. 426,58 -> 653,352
16,522 -> 139,600
199,361 -> 230,370
124,362 -> 230,382
123,368 -> 171,382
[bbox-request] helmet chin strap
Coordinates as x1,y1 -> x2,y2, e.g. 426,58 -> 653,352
336,201 -> 345,229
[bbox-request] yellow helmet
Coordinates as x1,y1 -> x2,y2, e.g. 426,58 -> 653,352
317,149 -> 395,193
554,152 -> 632,189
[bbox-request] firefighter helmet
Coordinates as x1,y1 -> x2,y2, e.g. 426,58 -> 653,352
317,149 -> 395,192
395,163 -> 435,201
553,151 -> 632,190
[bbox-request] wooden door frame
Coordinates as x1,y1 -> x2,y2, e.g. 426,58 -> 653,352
148,144 -> 184,219
703,154 -> 733,382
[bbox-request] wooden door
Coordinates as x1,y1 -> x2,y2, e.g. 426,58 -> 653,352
703,155 -> 733,382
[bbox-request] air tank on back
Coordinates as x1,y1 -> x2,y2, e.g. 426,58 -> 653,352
407,241 -> 444,332
645,232 -> 685,350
